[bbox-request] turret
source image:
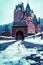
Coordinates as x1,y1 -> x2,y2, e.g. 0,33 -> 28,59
26,3 -> 31,12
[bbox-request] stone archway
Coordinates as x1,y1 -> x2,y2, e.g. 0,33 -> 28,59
16,31 -> 24,40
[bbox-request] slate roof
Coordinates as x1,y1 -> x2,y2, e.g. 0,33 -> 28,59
13,20 -> 27,27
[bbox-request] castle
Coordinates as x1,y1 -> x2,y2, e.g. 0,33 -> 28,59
12,3 -> 40,40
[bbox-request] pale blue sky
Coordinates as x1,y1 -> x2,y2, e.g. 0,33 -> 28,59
0,0 -> 43,25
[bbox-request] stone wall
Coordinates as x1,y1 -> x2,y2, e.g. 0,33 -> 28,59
12,26 -> 28,38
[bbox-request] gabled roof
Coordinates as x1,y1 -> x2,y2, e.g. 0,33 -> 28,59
13,20 -> 27,27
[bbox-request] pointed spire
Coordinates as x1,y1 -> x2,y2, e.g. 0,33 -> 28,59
26,4 -> 31,12
26,0 -> 31,12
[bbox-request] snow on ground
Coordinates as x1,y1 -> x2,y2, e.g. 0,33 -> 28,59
0,40 -> 16,44
24,36 -> 43,45
0,41 -> 23,65
0,33 -> 43,65
0,40 -> 38,65
0,36 -> 15,39
24,32 -> 43,45
3,40 -> 38,57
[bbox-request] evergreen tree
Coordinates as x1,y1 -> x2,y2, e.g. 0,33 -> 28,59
4,24 -> 9,32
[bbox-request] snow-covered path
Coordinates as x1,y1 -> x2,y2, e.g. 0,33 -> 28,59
0,40 -> 38,65
0,35 -> 43,65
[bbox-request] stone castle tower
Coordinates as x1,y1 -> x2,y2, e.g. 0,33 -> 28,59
12,2 -> 40,40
